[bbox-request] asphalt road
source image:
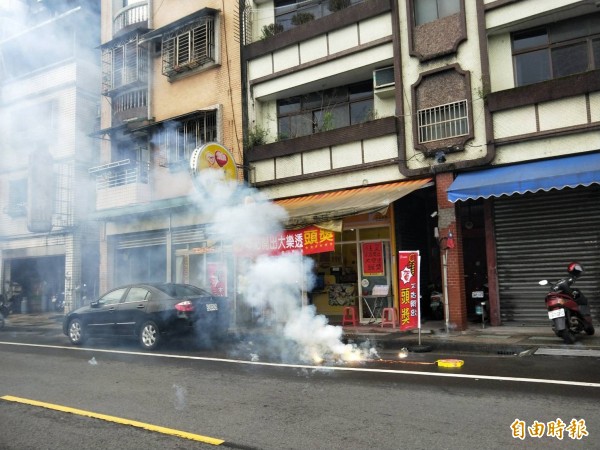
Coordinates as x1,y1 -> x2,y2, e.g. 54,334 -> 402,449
0,329 -> 599,449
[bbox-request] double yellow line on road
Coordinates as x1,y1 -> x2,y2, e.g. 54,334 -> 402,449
1,395 -> 225,445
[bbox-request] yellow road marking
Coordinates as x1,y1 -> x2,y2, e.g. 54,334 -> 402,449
1,395 -> 224,445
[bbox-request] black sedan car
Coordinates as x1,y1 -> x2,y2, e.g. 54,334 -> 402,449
63,283 -> 229,350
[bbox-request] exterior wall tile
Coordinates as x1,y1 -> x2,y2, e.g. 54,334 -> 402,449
275,154 -> 302,179
299,35 -> 328,64
328,25 -> 359,54
363,135 -> 397,163
492,106 -> 537,139
538,96 -> 588,131
331,141 -> 362,169
591,91 -> 600,123
303,148 -> 332,174
273,45 -> 300,73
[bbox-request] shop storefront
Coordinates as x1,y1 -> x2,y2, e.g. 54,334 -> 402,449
307,218 -> 393,324
448,153 -> 600,326
276,179 -> 434,324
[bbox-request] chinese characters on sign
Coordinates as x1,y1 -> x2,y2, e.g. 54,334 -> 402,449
510,418 -> 589,440
237,226 -> 335,255
361,242 -> 384,276
398,251 -> 420,331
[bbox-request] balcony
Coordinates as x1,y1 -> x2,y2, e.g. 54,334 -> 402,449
112,88 -> 148,124
113,2 -> 148,37
244,0 -> 366,45
89,159 -> 151,210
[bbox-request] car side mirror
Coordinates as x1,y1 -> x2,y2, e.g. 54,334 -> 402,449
90,301 -> 100,308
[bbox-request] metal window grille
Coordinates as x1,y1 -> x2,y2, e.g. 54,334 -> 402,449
162,16 -> 215,77
417,99 -> 468,143
101,34 -> 147,94
154,111 -> 218,164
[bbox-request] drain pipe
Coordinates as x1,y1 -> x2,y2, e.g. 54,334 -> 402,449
442,248 -> 450,334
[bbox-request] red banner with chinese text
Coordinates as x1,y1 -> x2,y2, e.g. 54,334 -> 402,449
361,242 -> 384,276
398,251 -> 420,331
236,226 -> 335,255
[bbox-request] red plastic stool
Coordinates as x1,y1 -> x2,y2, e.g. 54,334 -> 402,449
342,306 -> 358,326
381,307 -> 398,328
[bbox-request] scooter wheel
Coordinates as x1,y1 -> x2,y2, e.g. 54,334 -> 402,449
559,329 -> 576,344
584,324 -> 595,336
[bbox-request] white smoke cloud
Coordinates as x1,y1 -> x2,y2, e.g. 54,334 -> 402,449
192,169 -> 376,365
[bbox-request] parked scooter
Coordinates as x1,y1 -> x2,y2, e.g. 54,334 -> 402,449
0,295 -> 10,319
539,262 -> 595,344
51,293 -> 65,312
429,289 -> 444,320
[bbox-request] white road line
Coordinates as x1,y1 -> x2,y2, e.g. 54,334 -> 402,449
1,341 -> 599,388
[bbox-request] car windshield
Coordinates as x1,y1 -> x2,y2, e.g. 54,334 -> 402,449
154,284 -> 209,298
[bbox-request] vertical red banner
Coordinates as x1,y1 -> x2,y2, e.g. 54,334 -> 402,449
398,251 -> 420,331
361,242 -> 384,276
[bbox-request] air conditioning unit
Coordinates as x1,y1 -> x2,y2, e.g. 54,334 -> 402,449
373,66 -> 395,89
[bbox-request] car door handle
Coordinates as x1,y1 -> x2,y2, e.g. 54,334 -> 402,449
137,304 -> 145,309
108,307 -> 116,312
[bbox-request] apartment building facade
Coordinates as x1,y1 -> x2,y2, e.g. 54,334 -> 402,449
93,0 -> 244,318
0,0 -> 101,313
242,0 -> 600,328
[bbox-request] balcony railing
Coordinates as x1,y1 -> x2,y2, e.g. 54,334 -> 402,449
89,159 -> 149,190
113,2 -> 148,36
244,0 -> 364,44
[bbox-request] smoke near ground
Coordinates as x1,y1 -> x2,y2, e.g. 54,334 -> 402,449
192,170 -> 376,365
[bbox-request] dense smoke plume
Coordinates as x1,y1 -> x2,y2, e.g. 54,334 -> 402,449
193,170 -> 375,364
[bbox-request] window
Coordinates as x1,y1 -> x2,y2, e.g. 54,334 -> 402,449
162,15 -> 215,77
124,288 -> 151,302
274,0 -> 362,32
277,81 -> 373,140
102,35 -> 147,93
155,111 -> 217,164
417,99 -> 468,143
414,0 -> 460,26
99,288 -> 127,305
512,14 -> 600,86
5,179 -> 28,217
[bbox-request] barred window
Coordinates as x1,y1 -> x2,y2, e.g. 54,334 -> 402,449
417,100 -> 468,143
162,16 -> 216,77
101,35 -> 147,93
155,111 -> 218,164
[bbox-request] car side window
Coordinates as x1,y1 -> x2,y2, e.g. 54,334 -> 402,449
124,288 -> 151,303
99,288 -> 127,306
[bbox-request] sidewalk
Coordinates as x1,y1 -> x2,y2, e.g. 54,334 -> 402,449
341,319 -> 600,355
3,312 -> 600,356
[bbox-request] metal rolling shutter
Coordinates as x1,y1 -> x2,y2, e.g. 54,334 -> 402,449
116,231 -> 167,249
494,186 -> 600,325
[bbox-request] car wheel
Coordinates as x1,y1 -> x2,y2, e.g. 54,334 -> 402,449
68,318 -> 86,345
139,320 -> 161,350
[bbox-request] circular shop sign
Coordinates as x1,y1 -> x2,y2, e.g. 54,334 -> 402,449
189,142 -> 237,181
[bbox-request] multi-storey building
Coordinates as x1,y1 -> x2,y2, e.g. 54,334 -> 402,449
0,0 -> 101,313
93,1 -> 244,316
241,0 -> 600,328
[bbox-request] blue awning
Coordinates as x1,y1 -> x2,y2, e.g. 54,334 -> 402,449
447,153 -> 600,202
